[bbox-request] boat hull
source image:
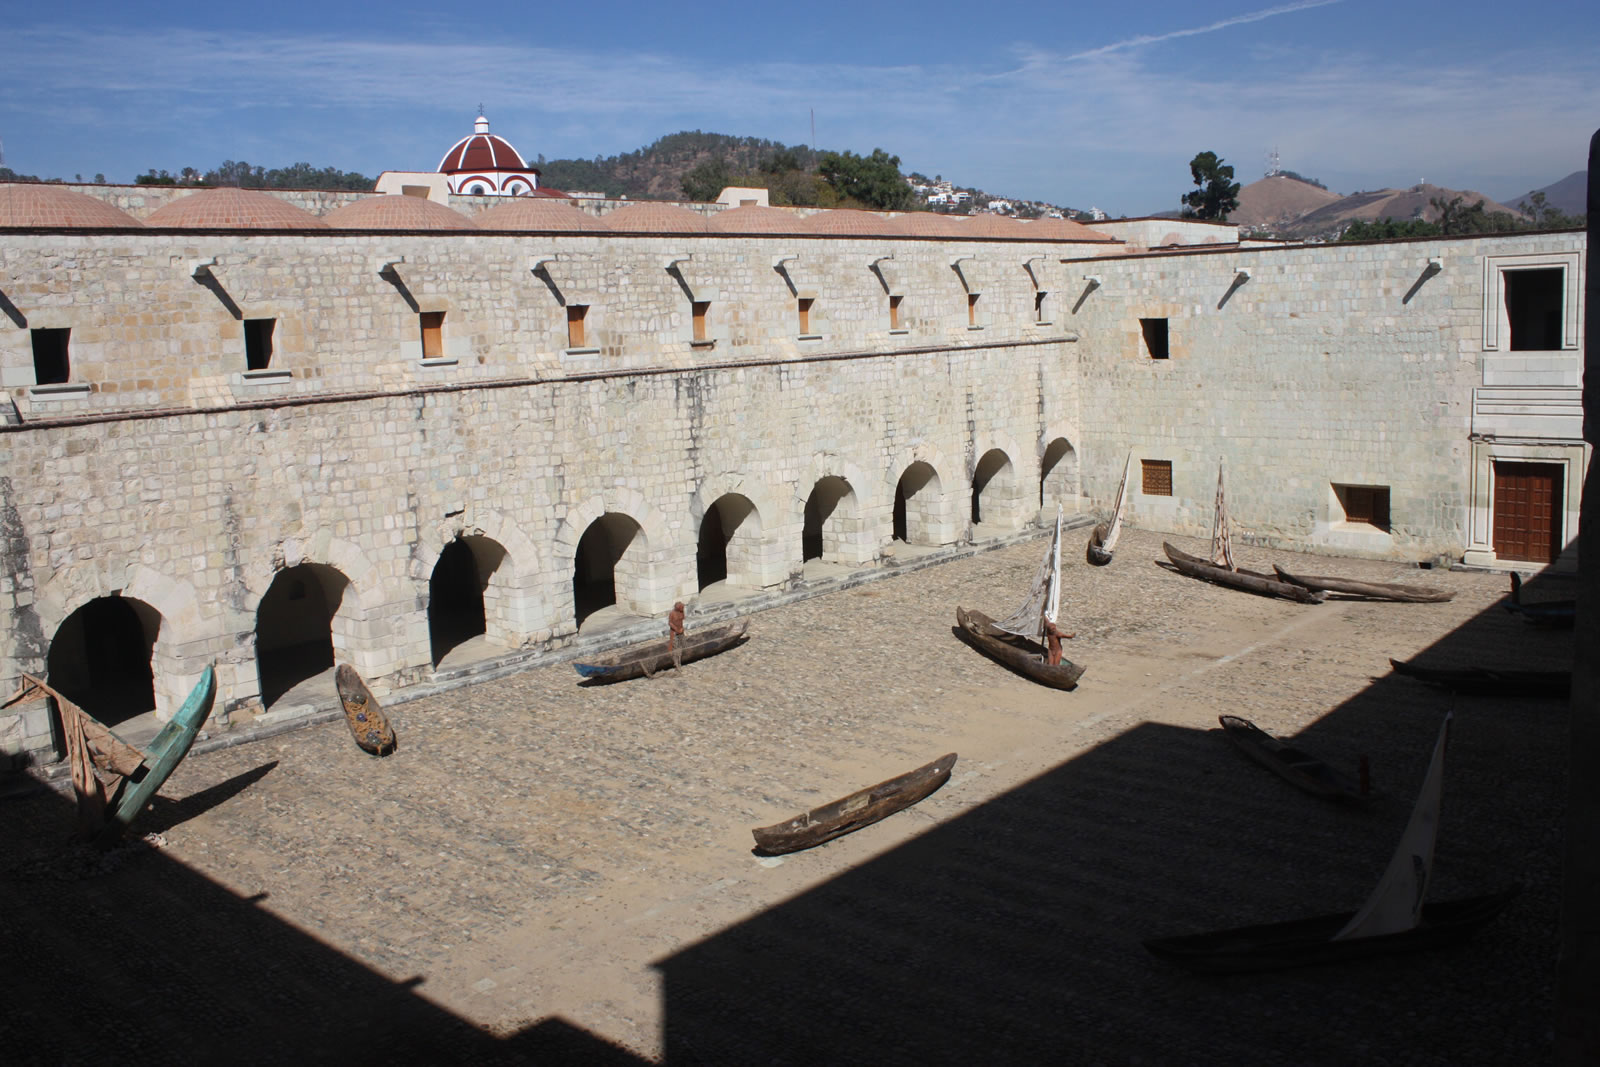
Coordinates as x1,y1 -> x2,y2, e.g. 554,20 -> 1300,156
574,621 -> 748,683
1163,544 -> 1324,604
1218,715 -> 1365,801
752,752 -> 957,855
954,607 -> 1084,689
1389,658 -> 1570,698
1144,887 -> 1520,974
1273,565 -> 1453,603
1086,524 -> 1113,566
105,666 -> 217,835
335,664 -> 396,757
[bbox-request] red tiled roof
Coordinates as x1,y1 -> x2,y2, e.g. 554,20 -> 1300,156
893,212 -> 973,237
707,205 -> 808,234
795,209 -> 905,236
323,195 -> 474,231
601,201 -> 715,233
0,183 -> 144,228
475,199 -> 611,232
144,188 -> 329,230
1026,216 -> 1117,242
960,214 -> 1036,238
439,133 -> 530,174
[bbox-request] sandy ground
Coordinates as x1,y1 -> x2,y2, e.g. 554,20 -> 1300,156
0,527 -> 1574,1064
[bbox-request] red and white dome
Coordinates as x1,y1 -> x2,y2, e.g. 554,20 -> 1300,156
437,112 -> 541,197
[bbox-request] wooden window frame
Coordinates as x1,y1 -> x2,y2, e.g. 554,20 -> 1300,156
967,292 -> 979,327
419,311 -> 445,359
692,300 -> 710,343
566,305 -> 588,349
889,294 -> 903,330
1141,459 -> 1173,497
797,297 -> 814,335
1334,483 -> 1391,533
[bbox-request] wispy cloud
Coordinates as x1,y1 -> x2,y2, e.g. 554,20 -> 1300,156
1063,0 -> 1343,62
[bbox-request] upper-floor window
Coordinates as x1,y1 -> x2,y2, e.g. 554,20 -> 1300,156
692,300 -> 710,343
31,328 -> 70,385
420,311 -> 444,359
797,297 -> 814,335
889,294 -> 903,330
245,318 -> 275,371
967,293 -> 979,327
567,305 -> 588,348
1483,251 -> 1580,352
1141,318 -> 1170,359
1035,291 -> 1050,324
1504,268 -> 1563,351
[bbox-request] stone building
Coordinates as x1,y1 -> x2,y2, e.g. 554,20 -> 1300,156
0,177 -> 1587,764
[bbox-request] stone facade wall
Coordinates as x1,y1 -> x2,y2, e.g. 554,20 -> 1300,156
1065,231 -> 1589,559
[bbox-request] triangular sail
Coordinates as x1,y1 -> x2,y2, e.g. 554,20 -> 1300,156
995,507 -> 1062,641
1333,714 -> 1451,941
1209,457 -> 1235,571
1102,452 -> 1132,554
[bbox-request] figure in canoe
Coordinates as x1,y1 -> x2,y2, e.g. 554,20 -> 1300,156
667,601 -> 686,672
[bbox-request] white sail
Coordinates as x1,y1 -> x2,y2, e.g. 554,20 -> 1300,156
994,507 -> 1061,642
1333,714 -> 1451,941
1209,457 -> 1235,571
1102,452 -> 1132,554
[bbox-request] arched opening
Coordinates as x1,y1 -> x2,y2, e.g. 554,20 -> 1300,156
803,476 -> 855,562
429,535 -> 507,667
46,595 -> 159,728
972,449 -> 1014,525
698,493 -> 759,591
1041,438 -> 1078,510
573,513 -> 645,629
256,563 -> 349,708
894,462 -> 941,545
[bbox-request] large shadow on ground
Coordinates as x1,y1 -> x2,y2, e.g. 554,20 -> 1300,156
656,560 -> 1572,1065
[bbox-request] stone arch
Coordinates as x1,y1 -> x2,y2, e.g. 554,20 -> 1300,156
412,510 -> 549,652
553,490 -> 675,629
690,473 -> 786,590
255,562 -> 351,708
969,432 -> 1030,534
571,513 -> 648,629
794,454 -> 876,567
46,594 -> 160,729
887,442 -> 960,548
35,561 -> 207,720
1040,436 -> 1080,514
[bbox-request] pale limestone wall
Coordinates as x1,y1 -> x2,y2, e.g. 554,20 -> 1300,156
1065,230 -> 1588,560
0,336 -> 1083,758
1085,218 -> 1239,248
0,231 -> 1095,416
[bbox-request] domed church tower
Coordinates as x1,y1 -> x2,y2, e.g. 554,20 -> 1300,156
437,111 -> 542,196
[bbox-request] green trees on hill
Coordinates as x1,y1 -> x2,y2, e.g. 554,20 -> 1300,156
1181,151 -> 1241,221
816,149 -> 913,210
1339,194 -> 1582,242
134,161 -> 374,190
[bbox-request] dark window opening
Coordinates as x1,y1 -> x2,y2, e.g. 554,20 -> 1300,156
692,301 -> 710,342
244,318 -> 275,370
1335,484 -> 1391,532
31,328 -> 70,385
798,297 -> 814,334
889,295 -> 903,330
1140,318 -> 1169,359
1035,291 -> 1049,323
420,311 -> 445,359
967,293 -> 979,326
429,538 -> 489,667
1504,268 -> 1563,351
1142,459 -> 1173,496
567,305 -> 588,348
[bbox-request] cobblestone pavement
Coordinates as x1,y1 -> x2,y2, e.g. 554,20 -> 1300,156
1,528 -> 1573,1064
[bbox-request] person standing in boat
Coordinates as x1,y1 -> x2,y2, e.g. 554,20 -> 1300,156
1043,619 -> 1073,667
667,601 -> 686,671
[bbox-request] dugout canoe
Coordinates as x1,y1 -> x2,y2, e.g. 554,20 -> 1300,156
334,664 -> 396,757
1272,565 -> 1454,603
751,752 -> 958,855
1504,573 -> 1575,628
1163,543 -> 1324,604
105,666 -> 217,836
1217,715 -> 1367,802
1389,658 -> 1570,698
574,620 -> 749,684
1143,887 -> 1520,974
954,606 -> 1085,690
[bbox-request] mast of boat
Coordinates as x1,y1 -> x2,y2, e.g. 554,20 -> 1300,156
994,505 -> 1062,641
1333,713 -> 1451,940
1102,451 -> 1132,555
1209,457 -> 1235,571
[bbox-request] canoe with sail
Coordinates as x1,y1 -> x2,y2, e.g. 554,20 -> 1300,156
1086,452 -> 1132,566
1146,714 -> 1518,972
1161,459 -> 1322,604
956,508 -> 1086,689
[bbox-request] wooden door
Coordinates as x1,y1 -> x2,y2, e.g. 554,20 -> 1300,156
1492,462 -> 1563,563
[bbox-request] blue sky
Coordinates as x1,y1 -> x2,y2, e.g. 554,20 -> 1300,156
1,0 -> 1595,215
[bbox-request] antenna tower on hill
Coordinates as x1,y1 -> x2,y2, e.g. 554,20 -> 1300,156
1265,146 -> 1281,178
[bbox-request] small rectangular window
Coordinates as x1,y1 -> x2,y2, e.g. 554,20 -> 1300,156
566,305 -> 588,348
244,318 -> 275,370
692,300 -> 710,342
797,297 -> 813,335
31,328 -> 70,385
889,294 -> 903,330
420,311 -> 445,359
1035,291 -> 1049,323
1504,268 -> 1563,351
1141,459 -> 1173,497
1141,318 -> 1169,359
1334,484 -> 1391,532
967,293 -> 979,326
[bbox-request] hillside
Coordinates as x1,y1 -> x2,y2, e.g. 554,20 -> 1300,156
537,132 -> 817,200
1243,182 -> 1529,238
1500,170 -> 1586,217
1232,175 -> 1343,228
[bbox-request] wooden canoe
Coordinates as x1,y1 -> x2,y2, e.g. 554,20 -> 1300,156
1143,887 -> 1520,974
954,607 -> 1085,689
1217,715 -> 1367,802
1086,523 -> 1115,566
334,664 -> 396,757
1273,565 -> 1454,603
1504,572 -> 1575,628
751,752 -> 957,855
105,666 -> 217,837
1163,543 -> 1325,604
574,620 -> 748,684
1389,658 -> 1570,698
